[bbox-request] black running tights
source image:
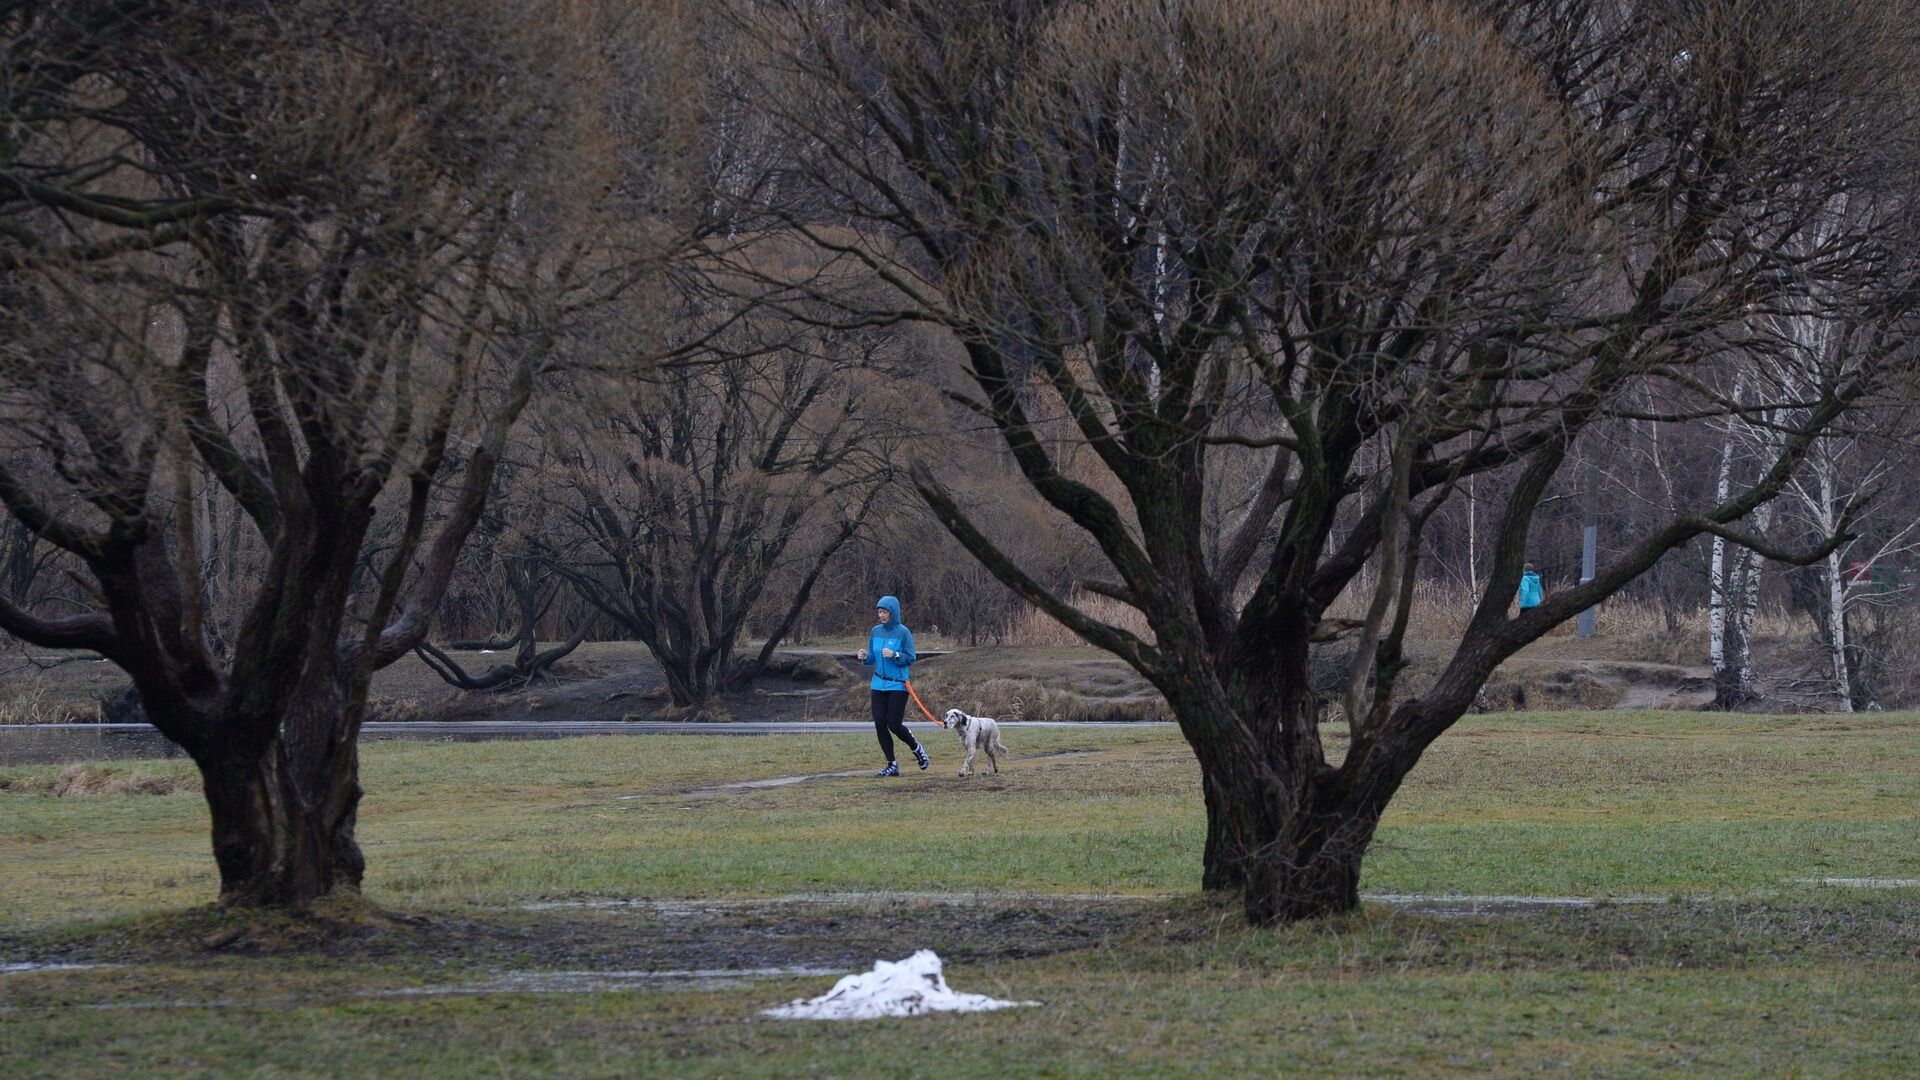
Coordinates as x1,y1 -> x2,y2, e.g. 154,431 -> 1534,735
871,689 -> 919,762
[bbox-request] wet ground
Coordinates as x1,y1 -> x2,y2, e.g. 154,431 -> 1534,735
0,894 -> 1180,982
5,890 -> 1916,1014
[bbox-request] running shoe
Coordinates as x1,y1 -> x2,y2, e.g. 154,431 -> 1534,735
912,745 -> 929,771
875,762 -> 900,777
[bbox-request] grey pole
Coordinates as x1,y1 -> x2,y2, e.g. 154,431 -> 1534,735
1576,523 -> 1598,638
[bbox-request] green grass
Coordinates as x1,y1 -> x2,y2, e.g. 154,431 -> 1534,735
3,711 -> 1919,1077
4,956 -> 1915,1077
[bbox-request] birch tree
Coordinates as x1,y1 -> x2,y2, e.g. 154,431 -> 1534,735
1705,370 -> 1774,707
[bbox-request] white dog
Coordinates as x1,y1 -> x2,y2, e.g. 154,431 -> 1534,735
943,709 -> 1009,777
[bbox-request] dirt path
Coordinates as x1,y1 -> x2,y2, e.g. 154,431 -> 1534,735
1570,659 -> 1717,710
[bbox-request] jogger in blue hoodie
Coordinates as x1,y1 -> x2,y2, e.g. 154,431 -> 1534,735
860,595 -> 927,776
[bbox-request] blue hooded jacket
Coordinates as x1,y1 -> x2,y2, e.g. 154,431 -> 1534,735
1518,571 -> 1543,609
866,595 -> 916,691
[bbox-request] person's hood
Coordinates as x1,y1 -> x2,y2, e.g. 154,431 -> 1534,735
876,595 -> 905,630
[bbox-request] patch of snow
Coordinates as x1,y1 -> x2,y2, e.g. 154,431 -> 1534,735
1370,894 -> 1657,907
1796,877 -> 1920,889
522,891 -> 1158,912
763,950 -> 1036,1020
1370,893 -> 1662,917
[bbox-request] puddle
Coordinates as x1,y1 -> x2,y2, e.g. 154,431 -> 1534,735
522,891 -> 1164,913
0,962 -> 110,975
1369,894 -> 1659,917
1,965 -> 844,1013
384,965 -> 844,997
522,891 -> 1686,920
0,1000 -> 256,1013
520,890 -> 1700,920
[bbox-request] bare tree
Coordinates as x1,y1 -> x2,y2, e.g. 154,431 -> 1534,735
544,316 -> 889,708
749,0 -> 1920,921
416,445 -> 594,691
1766,375 -> 1920,712
0,0 -> 690,907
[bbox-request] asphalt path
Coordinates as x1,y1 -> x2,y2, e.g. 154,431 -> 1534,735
0,720 -> 1172,765
11,719 -> 1162,736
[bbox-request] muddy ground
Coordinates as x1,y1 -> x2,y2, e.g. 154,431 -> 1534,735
5,891 -> 1916,992
0,896 -> 1171,977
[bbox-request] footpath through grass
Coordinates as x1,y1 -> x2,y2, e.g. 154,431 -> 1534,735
3,711 -> 1918,1077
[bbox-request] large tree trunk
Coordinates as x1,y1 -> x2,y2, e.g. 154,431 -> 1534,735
191,617 -> 368,909
660,651 -> 724,708
199,730 -> 363,908
1200,749 -> 1383,923
1241,799 -> 1375,924
1182,630 -> 1386,921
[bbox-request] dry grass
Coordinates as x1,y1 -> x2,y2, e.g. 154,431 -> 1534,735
1001,591 -> 1155,647
365,697 -> 431,724
0,763 -> 191,797
913,673 -> 1162,723
1320,576 -> 1808,665
900,644 -> 1170,722
0,676 -> 103,725
996,579 -> 1791,663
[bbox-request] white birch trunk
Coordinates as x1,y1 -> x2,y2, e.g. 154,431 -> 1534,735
1818,462 -> 1856,712
1826,548 -> 1854,712
1708,436 -> 1734,673
1729,502 -> 1771,697
1465,474 -> 1478,599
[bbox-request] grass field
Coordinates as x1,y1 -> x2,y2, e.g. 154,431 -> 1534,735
4,711 -> 1918,1077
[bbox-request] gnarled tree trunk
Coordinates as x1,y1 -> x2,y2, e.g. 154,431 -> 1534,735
200,733 -> 363,908
1177,625 -> 1382,919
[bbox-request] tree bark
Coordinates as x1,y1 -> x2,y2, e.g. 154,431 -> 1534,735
1183,631 -> 1383,919
1199,771 -> 1248,891
1198,731 -> 1386,923
1710,544 -> 1762,709
1240,801 -> 1373,923
200,738 -> 363,908
1826,547 -> 1855,713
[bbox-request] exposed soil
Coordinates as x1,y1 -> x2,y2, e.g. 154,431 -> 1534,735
0,895 -> 1178,976
6,892 -> 1916,995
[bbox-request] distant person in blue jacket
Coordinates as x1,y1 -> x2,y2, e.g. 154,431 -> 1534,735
859,595 -> 927,776
1518,563 -> 1544,611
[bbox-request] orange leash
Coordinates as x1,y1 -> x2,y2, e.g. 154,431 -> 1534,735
904,680 -> 945,727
